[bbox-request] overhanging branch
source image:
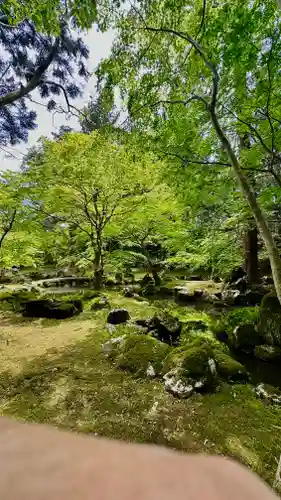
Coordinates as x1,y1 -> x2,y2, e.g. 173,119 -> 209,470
0,37 -> 60,107
144,25 -> 218,110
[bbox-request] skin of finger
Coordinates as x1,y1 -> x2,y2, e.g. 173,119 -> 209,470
0,417 -> 278,500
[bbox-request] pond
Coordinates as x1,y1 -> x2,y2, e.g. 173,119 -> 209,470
233,351 -> 281,389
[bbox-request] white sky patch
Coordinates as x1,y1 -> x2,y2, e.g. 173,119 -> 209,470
0,27 -> 116,171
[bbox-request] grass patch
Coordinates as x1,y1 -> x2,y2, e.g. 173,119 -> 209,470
0,291 -> 280,491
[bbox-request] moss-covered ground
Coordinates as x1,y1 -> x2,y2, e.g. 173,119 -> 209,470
0,290 -> 280,492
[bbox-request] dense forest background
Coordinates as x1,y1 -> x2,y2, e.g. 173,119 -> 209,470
0,0 -> 280,295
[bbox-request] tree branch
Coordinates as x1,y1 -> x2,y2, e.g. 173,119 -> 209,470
224,106 -> 273,156
159,150 -> 231,167
123,95 -> 207,128
0,16 -> 19,29
0,209 -> 17,249
33,204 -> 92,239
0,37 -> 60,107
144,25 -> 218,110
44,80 -> 81,117
265,43 -> 275,158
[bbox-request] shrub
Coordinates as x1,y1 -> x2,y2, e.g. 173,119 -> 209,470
225,307 -> 259,330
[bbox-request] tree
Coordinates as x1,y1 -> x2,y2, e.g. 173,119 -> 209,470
0,171 -> 24,250
97,0 -> 281,302
1,1 -> 98,34
24,131 -> 165,288
80,94 -> 120,133
0,170 -> 45,268
108,185 -> 186,283
0,13 -> 89,148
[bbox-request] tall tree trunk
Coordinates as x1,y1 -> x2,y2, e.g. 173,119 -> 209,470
210,110 -> 281,303
244,226 -> 260,285
93,232 -> 103,290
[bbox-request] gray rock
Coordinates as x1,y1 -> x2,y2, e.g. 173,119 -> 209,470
254,383 -> 281,405
91,296 -> 109,311
152,312 -> 181,346
163,370 -> 194,398
101,336 -> 126,355
146,363 -> 156,378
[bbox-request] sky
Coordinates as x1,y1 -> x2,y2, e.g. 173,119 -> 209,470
0,27 -> 115,171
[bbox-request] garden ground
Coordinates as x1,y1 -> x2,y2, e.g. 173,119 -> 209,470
0,291 -> 280,492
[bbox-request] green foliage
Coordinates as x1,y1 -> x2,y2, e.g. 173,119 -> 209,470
225,308 -> 260,331
116,334 -> 171,377
96,0 -> 281,281
23,131 -> 184,278
2,0 -> 98,33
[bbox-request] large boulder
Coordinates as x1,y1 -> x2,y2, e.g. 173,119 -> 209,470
258,292 -> 281,347
163,342 -> 218,398
107,308 -> 130,325
135,313 -> 181,346
123,285 -> 141,297
162,338 -> 248,398
231,323 -> 261,352
222,287 -> 266,307
22,298 -> 82,319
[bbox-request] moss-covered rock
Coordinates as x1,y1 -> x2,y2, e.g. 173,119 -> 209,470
254,344 -> 281,362
83,290 -> 100,301
162,339 -> 218,394
230,323 -> 261,352
90,296 -> 110,311
214,351 -> 248,381
116,334 -> 171,377
0,289 -> 38,312
22,298 -> 82,319
180,344 -> 213,377
254,383 -> 281,405
152,312 -> 181,345
163,336 -> 248,393
258,292 -> 281,347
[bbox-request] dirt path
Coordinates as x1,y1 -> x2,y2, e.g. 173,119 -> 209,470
0,316 -> 94,374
